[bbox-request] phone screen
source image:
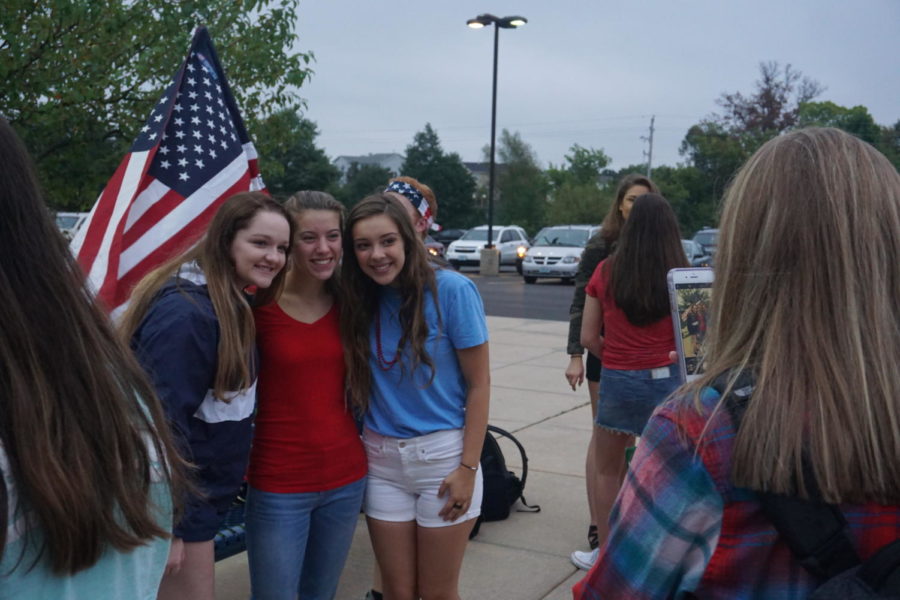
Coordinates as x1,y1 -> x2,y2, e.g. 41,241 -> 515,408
668,268 -> 714,382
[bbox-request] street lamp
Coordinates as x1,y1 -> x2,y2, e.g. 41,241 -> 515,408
467,13 -> 526,273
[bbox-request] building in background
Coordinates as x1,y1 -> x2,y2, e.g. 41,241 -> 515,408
333,153 -> 404,183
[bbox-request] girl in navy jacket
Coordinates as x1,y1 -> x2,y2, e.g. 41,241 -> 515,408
120,192 -> 293,600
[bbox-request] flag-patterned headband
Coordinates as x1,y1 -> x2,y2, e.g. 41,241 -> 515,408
385,180 -> 435,230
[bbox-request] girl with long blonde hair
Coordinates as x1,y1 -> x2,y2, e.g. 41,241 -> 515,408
121,191 -> 293,600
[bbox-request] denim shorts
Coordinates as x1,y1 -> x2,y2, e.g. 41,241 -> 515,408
362,427 -> 483,528
596,365 -> 680,436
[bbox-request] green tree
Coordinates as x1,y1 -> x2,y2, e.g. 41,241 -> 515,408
254,110 -> 340,198
401,124 -> 478,229
876,120 -> 900,170
488,129 -> 548,234
649,165 -> 714,237
797,101 -> 881,143
545,183 -> 612,225
335,162 -> 393,207
547,144 -> 611,188
545,144 -> 612,224
1,1 -> 313,209
797,102 -> 899,170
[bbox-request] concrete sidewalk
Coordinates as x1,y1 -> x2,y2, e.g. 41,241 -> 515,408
216,316 -> 592,599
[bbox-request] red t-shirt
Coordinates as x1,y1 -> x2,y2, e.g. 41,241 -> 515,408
249,302 -> 366,493
585,260 -> 675,370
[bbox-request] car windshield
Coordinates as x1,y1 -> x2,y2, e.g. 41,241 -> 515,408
694,231 -> 718,246
460,229 -> 493,241
682,241 -> 694,256
56,215 -> 81,229
532,228 -> 589,247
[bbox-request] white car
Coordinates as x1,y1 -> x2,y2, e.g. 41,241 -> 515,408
522,224 -> 599,284
446,225 -> 530,269
55,212 -> 89,241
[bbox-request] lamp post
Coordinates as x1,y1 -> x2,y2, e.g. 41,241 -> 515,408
467,13 -> 526,275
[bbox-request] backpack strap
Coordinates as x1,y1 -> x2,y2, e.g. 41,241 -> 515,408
486,425 -> 541,513
856,538 -> 900,591
711,372 -> 861,581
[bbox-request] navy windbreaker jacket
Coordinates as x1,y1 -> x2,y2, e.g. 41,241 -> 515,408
130,270 -> 255,540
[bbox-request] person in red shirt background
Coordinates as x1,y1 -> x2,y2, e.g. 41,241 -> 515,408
245,191 -> 367,600
573,193 -> 688,571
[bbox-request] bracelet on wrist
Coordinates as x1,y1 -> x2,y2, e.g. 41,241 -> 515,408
459,462 -> 478,472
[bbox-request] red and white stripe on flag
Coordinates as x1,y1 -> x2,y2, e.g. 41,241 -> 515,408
71,27 -> 265,315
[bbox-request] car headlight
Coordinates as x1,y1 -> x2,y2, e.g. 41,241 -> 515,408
561,256 -> 580,264
428,247 -> 439,256
523,254 -> 534,263
516,245 -> 528,259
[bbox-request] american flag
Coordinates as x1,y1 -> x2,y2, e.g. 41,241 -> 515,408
72,27 -> 264,314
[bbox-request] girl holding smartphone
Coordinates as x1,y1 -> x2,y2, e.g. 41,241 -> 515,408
576,129 -> 900,598
342,193 -> 490,600
121,192 -> 293,600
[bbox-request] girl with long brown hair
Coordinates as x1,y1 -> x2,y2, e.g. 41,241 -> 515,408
342,194 -> 490,600
120,191 -> 293,599
564,173 -> 656,559
0,118 -> 183,597
244,191 -> 367,600
576,128 -> 900,598
573,193 -> 688,570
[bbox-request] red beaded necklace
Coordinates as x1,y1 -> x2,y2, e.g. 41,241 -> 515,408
374,311 -> 400,371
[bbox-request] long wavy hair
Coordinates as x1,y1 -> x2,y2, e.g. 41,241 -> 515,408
340,193 -> 439,413
120,192 -> 293,401
284,190 -> 345,297
600,173 -> 658,247
605,193 -> 688,325
0,118 -> 186,574
692,127 -> 900,504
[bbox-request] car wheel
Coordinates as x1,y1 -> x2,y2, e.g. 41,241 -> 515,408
524,276 -> 537,284
515,259 -> 523,275
562,277 -> 574,285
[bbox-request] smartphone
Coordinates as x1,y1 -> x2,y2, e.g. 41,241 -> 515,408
667,268 -> 714,383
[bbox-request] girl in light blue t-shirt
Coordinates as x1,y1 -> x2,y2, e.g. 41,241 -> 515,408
341,193 -> 490,600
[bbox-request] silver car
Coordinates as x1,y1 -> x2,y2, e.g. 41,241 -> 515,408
522,224 -> 599,284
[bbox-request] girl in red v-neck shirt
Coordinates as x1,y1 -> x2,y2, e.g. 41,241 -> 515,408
246,191 -> 366,600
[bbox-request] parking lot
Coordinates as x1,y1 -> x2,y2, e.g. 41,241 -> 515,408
458,267 -> 575,322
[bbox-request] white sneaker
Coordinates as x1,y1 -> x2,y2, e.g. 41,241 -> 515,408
570,547 -> 599,570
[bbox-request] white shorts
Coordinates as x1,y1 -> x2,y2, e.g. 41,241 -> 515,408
363,427 -> 483,528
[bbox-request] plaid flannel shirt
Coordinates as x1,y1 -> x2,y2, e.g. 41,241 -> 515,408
573,388 -> 900,600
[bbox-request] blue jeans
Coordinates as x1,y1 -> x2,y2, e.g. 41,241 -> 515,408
245,476 -> 366,600
597,365 -> 680,435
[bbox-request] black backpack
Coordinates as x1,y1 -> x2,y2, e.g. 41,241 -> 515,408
713,374 -> 900,599
470,425 -> 540,538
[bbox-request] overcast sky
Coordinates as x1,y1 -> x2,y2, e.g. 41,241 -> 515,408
291,0 -> 899,171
